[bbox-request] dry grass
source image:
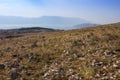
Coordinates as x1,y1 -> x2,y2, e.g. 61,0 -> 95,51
0,23 -> 120,80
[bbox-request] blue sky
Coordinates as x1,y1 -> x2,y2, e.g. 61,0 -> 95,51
0,0 -> 120,24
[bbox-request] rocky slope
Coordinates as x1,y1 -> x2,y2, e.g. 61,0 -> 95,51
0,23 -> 120,80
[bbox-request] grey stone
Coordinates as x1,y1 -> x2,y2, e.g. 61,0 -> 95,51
0,64 -> 5,69
10,72 -> 20,80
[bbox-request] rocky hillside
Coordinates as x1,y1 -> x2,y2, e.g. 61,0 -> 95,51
0,23 -> 120,80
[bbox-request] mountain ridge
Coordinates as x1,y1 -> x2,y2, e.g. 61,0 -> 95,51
74,23 -> 99,29
0,16 -> 90,29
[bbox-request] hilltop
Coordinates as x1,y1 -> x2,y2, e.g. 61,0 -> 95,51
0,23 -> 120,80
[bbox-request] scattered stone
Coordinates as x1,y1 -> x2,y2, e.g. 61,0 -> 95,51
25,71 -> 31,76
44,72 -> 49,77
10,72 -> 20,80
18,65 -> 26,71
29,53 -> 37,62
10,61 -> 20,68
113,64 -> 118,68
0,64 -> 5,69
104,51 -> 116,56
95,74 -> 100,78
12,54 -> 19,58
95,62 -> 103,67
21,45 -> 25,48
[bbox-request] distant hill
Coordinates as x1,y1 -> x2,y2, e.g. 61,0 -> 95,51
74,23 -> 99,29
0,16 -> 89,29
0,27 -> 56,39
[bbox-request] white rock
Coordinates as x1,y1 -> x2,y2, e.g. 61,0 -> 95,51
113,64 -> 118,67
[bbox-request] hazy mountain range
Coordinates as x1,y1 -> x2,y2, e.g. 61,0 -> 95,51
0,16 -> 98,29
74,23 -> 99,29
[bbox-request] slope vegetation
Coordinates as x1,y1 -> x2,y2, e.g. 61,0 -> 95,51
0,23 -> 120,80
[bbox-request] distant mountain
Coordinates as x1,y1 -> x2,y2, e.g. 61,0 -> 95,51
0,16 -> 89,29
74,23 -> 99,29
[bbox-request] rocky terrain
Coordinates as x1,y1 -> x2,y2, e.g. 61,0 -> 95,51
0,23 -> 120,80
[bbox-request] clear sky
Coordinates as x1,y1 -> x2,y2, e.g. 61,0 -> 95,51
0,0 -> 120,24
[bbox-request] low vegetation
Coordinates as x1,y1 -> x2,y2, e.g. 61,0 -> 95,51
0,23 -> 120,80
